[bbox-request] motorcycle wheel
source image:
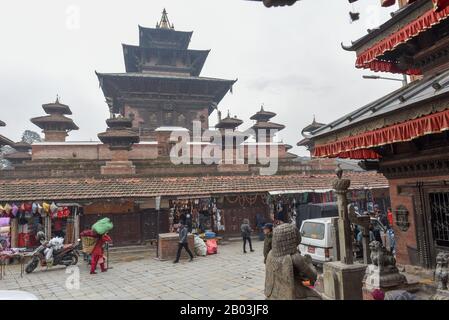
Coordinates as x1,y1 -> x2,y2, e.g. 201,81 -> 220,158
63,254 -> 78,266
25,257 -> 39,274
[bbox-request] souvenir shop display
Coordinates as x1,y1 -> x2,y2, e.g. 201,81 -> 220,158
0,201 -> 76,249
169,198 -> 217,234
0,217 -> 11,250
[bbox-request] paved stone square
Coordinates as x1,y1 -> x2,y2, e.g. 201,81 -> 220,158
0,240 -> 266,300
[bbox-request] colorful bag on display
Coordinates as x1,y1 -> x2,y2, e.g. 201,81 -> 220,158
0,217 -> 10,227
92,218 -> 113,235
18,233 -> 30,247
24,203 -> 32,213
11,204 -> 19,217
42,202 -> 50,215
32,202 -> 38,214
4,203 -> 12,214
0,226 -> 11,234
50,202 -> 58,214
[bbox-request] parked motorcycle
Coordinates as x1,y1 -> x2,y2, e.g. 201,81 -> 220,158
25,239 -> 81,274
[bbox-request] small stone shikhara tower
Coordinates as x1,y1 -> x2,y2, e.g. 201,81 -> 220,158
215,111 -> 247,165
98,116 -> 140,175
250,106 -> 285,143
30,97 -> 79,142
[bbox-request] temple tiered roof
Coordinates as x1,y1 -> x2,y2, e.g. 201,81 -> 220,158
31,98 -> 79,133
215,111 -> 244,130
97,9 -> 235,117
98,116 -> 140,150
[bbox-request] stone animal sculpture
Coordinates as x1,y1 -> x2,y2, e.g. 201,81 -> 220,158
370,241 -> 396,267
435,252 -> 449,291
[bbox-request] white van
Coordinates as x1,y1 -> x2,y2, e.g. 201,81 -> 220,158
298,217 -> 335,265
298,216 -> 390,265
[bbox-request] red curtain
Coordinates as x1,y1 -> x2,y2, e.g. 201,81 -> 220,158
355,6 -> 449,70
313,109 -> 449,159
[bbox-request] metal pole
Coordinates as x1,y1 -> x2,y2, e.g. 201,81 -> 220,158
156,209 -> 160,258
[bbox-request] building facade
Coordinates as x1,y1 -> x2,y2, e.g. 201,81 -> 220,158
307,0 -> 449,269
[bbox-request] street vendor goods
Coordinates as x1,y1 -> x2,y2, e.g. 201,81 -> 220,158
194,235 -> 207,256
206,239 -> 218,255
92,218 -> 113,235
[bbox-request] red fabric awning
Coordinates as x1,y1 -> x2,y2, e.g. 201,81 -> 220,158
355,5 -> 449,73
313,108 -> 449,159
358,60 -> 422,75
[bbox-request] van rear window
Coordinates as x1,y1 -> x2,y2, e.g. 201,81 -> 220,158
301,222 -> 325,240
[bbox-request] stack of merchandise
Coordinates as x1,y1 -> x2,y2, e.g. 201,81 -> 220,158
0,217 -> 11,250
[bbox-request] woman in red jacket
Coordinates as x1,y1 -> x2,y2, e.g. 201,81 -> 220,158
90,233 -> 112,274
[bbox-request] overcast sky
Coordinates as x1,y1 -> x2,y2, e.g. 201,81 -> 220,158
0,0 -> 402,156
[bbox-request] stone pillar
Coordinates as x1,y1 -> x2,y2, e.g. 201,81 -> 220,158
332,173 -> 353,265
323,166 -> 367,300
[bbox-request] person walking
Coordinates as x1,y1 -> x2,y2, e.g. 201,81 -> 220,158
90,233 -> 112,274
263,223 -> 273,264
174,222 -> 194,263
241,219 -> 254,254
387,207 -> 394,227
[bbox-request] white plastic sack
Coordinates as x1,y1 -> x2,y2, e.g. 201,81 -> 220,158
48,237 -> 64,251
44,247 -> 54,262
194,236 -> 207,257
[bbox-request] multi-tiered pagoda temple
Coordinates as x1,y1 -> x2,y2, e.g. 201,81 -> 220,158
96,9 -> 236,140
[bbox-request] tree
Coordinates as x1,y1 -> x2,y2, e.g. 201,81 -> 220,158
0,145 -> 13,169
21,130 -> 42,144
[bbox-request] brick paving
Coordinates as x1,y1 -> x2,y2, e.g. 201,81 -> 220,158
0,240 -> 266,300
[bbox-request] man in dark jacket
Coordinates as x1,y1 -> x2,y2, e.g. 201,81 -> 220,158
241,219 -> 255,253
174,222 -> 194,263
263,223 -> 273,264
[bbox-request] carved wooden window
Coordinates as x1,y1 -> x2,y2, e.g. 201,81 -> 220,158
429,192 -> 449,248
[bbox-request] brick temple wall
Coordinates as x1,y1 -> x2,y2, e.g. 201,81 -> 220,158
388,174 -> 449,267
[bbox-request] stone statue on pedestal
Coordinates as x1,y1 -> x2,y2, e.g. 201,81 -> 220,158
364,241 -> 407,290
332,164 -> 353,265
431,252 -> 449,300
265,223 -> 322,300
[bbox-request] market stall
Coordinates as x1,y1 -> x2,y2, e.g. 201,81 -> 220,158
0,201 -> 80,251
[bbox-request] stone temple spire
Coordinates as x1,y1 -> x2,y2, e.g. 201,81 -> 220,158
156,9 -> 174,30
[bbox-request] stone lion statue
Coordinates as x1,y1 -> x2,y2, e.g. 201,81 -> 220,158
370,241 -> 396,267
435,252 -> 449,291
265,223 -> 321,300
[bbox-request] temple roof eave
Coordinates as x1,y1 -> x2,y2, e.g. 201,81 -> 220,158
96,72 -> 237,106
122,44 -> 210,76
308,68 -> 449,154
0,134 -> 14,146
343,0 -> 428,52
30,115 -> 79,131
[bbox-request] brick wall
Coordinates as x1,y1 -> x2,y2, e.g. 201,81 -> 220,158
32,143 -> 159,160
388,174 -> 449,266
158,233 -> 195,260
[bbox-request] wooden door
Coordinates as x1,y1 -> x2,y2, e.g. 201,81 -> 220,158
141,209 -> 170,242
80,212 -> 142,247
